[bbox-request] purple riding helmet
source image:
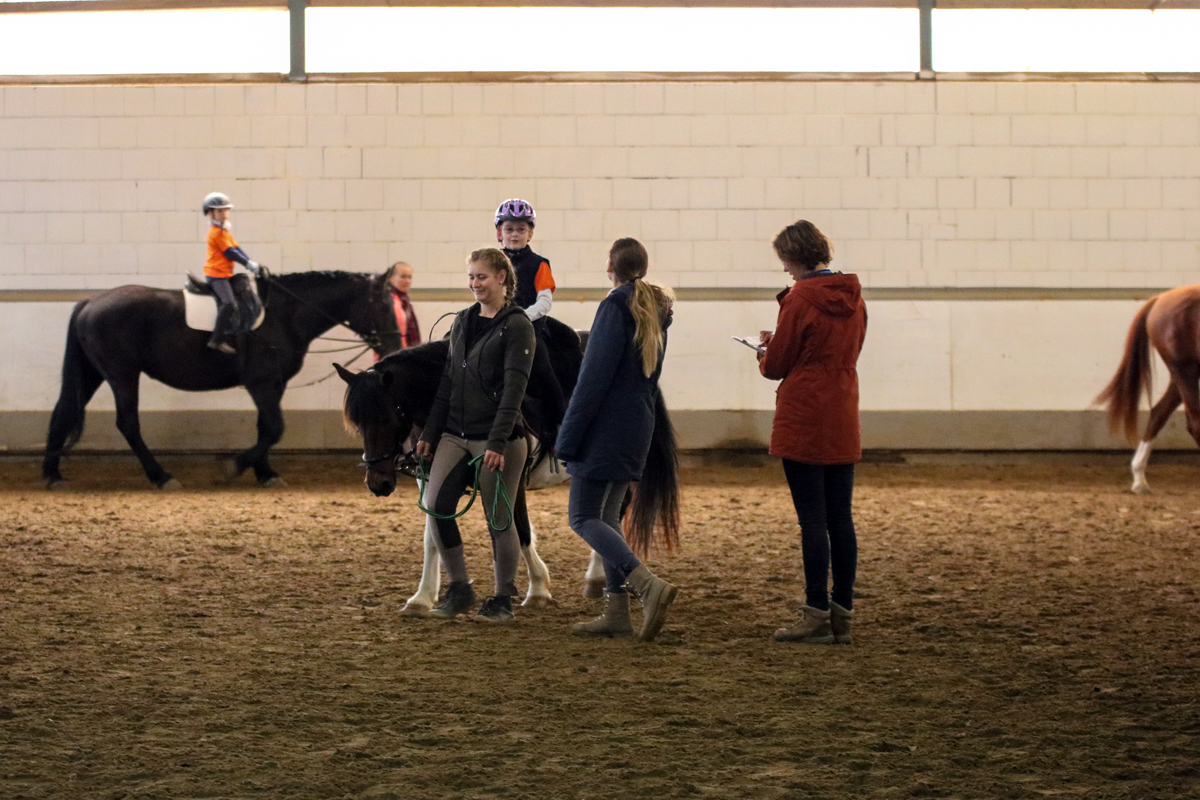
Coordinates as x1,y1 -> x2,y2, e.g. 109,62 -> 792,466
494,198 -> 536,228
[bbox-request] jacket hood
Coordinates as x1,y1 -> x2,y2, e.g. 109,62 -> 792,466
789,273 -> 862,318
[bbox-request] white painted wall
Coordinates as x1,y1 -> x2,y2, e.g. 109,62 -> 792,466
1,81 -> 1197,441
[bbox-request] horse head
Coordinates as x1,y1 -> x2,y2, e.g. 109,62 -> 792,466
337,362 -> 411,497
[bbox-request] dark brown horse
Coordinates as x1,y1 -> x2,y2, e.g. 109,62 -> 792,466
1096,285 -> 1200,493
42,270 -> 399,490
337,318 -> 680,612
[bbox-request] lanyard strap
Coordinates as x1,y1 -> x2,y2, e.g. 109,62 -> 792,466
416,453 -> 513,531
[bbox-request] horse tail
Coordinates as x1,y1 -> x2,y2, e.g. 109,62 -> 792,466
1095,295 -> 1157,445
625,390 -> 681,557
45,301 -> 103,459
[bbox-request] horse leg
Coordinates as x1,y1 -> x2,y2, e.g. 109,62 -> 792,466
402,509 -> 442,616
42,366 -> 105,489
1131,382 -> 1181,494
234,380 -> 286,486
110,375 -> 178,489
583,550 -> 606,599
508,485 -> 553,607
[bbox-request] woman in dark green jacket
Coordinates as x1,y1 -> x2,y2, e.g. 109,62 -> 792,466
415,248 -> 536,623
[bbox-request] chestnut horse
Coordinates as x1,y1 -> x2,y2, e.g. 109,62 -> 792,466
1096,285 -> 1200,494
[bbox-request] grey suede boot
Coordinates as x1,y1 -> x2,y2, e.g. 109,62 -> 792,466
624,565 -> 678,643
571,591 -> 633,637
774,605 -> 835,644
830,601 -> 854,644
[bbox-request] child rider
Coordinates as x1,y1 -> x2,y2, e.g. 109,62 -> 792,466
494,199 -> 556,324
202,192 -> 262,354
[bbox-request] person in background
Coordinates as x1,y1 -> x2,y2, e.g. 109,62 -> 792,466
556,238 -> 679,643
386,261 -> 422,354
758,220 -> 867,645
201,192 -> 261,354
494,199 -> 556,325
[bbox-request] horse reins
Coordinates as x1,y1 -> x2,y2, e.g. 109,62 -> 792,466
254,268 -> 392,387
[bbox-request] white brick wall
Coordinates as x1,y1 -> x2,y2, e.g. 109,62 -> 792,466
2,81 -> 1199,291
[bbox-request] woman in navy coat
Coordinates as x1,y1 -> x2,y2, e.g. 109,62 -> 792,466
556,238 -> 679,642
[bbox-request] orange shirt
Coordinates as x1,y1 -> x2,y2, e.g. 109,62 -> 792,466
533,261 -> 556,294
204,225 -> 239,279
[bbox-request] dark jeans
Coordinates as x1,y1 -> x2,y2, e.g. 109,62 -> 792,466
781,460 -> 857,611
568,477 -> 640,594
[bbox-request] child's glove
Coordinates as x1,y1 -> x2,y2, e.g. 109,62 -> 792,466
247,261 -> 262,276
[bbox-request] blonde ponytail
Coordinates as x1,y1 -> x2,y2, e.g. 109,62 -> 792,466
609,238 -> 675,377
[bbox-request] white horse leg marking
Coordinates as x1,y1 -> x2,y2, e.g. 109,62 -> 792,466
1130,440 -> 1153,495
520,526 -> 554,607
402,478 -> 442,615
583,549 -> 606,599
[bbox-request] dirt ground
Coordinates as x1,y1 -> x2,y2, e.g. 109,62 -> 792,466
1,453 -> 1199,800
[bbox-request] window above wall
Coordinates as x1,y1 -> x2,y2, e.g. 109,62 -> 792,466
306,6 -> 919,74
0,1 -> 1198,81
934,8 -> 1200,73
0,6 -> 289,75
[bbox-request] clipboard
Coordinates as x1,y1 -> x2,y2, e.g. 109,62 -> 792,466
732,336 -> 766,355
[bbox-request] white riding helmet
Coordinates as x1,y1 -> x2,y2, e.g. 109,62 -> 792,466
202,192 -> 233,214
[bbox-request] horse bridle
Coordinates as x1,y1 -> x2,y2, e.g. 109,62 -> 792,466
259,267 -> 394,353
357,394 -> 413,471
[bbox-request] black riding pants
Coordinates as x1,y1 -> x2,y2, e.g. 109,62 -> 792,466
781,460 -> 857,611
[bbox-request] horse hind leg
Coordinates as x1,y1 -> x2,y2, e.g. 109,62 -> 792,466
583,550 -> 606,599
401,510 -> 442,616
514,488 -> 554,607
1131,382 -> 1181,494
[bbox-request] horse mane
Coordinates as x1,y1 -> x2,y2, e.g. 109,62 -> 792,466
341,371 -> 394,436
376,339 -> 449,373
273,270 -> 376,290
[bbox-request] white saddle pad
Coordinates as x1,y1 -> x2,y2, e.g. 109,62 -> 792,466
184,283 -> 265,333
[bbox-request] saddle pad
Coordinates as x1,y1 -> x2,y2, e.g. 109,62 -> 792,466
184,285 -> 266,332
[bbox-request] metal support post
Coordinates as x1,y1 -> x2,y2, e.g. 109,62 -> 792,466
288,0 -> 306,82
919,0 -> 934,79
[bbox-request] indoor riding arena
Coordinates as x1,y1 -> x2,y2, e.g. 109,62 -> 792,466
2,2 -> 1200,799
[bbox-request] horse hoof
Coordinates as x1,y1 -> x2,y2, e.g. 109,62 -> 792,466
221,460 -> 241,483
159,478 -> 183,491
261,476 -> 288,489
45,479 -> 68,492
400,601 -> 430,617
521,594 -> 556,609
1131,482 -> 1151,495
582,580 -> 605,599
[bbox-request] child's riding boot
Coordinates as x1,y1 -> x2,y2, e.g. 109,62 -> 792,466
624,565 -> 678,643
774,604 -> 835,644
208,303 -> 239,354
830,601 -> 854,644
572,591 -> 633,637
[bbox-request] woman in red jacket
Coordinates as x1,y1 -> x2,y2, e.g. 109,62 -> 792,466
758,220 -> 867,645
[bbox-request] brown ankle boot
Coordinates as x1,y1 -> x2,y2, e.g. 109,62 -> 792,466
830,601 -> 854,644
624,565 -> 678,643
571,591 -> 633,637
774,605 -> 834,644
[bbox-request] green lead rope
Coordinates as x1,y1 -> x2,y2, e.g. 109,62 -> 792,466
416,453 -> 514,532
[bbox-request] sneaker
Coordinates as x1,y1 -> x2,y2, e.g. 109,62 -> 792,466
474,595 -> 515,624
428,580 -> 476,619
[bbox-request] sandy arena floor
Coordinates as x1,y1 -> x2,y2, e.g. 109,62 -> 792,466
1,454 -> 1198,799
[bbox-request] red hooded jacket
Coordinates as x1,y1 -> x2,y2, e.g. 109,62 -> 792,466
759,272 -> 867,465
